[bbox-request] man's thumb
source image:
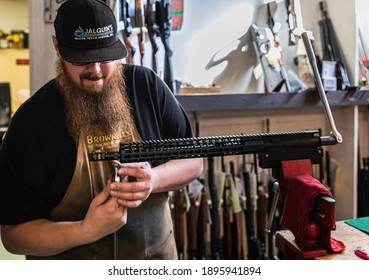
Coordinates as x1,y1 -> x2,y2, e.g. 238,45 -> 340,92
92,180 -> 112,206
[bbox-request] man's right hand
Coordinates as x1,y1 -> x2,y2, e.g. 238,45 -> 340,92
81,180 -> 127,241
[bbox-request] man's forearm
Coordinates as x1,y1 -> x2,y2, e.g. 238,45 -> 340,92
152,158 -> 203,193
1,219 -> 91,256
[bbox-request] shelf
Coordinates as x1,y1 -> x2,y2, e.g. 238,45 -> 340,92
176,89 -> 368,112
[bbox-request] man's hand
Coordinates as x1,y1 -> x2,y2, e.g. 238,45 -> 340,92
81,180 -> 128,241
109,161 -> 155,208
110,157 -> 203,209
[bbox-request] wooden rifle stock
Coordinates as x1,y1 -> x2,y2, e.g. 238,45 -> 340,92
208,157 -> 221,259
174,188 -> 187,259
186,193 -> 200,259
266,179 -> 280,259
257,184 -> 268,253
197,189 -> 210,259
229,161 -> 245,260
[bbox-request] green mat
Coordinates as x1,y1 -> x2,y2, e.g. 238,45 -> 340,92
345,216 -> 369,234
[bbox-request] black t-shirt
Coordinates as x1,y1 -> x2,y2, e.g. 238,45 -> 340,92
0,64 -> 192,225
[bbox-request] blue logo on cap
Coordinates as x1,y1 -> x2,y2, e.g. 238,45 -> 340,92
74,26 -> 85,38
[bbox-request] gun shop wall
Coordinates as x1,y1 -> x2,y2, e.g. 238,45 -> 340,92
1,0 -> 369,260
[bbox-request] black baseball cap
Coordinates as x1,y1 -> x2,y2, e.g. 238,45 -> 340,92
54,0 -> 127,64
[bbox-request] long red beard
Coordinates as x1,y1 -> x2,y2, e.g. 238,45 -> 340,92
55,59 -> 135,142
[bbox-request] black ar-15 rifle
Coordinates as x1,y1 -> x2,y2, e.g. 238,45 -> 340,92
89,130 -> 337,172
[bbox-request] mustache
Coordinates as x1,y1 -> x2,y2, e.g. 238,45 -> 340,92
80,72 -> 105,80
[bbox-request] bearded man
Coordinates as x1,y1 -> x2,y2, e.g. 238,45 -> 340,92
0,0 -> 203,260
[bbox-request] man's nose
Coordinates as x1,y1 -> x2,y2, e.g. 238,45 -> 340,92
86,62 -> 102,72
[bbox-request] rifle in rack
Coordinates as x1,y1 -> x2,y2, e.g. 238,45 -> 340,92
228,161 -> 245,260
197,186 -> 210,259
120,0 -> 136,64
174,188 -> 187,259
318,1 -> 351,90
146,0 -> 159,73
243,163 -> 263,259
222,172 -> 233,259
156,0 -> 176,94
135,0 -> 145,66
186,185 -> 200,260
207,156 -> 221,260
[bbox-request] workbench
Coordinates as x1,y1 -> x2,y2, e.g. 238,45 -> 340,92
275,220 -> 369,260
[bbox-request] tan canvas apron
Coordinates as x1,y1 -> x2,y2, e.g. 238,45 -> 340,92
26,127 -> 177,260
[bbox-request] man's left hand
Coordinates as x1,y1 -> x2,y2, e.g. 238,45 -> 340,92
109,161 -> 156,208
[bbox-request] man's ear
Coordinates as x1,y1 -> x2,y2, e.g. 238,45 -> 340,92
52,35 -> 61,58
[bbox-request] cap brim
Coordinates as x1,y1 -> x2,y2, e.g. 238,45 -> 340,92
58,39 -> 127,64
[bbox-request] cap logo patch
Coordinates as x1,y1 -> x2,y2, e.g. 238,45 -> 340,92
74,24 -> 114,40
